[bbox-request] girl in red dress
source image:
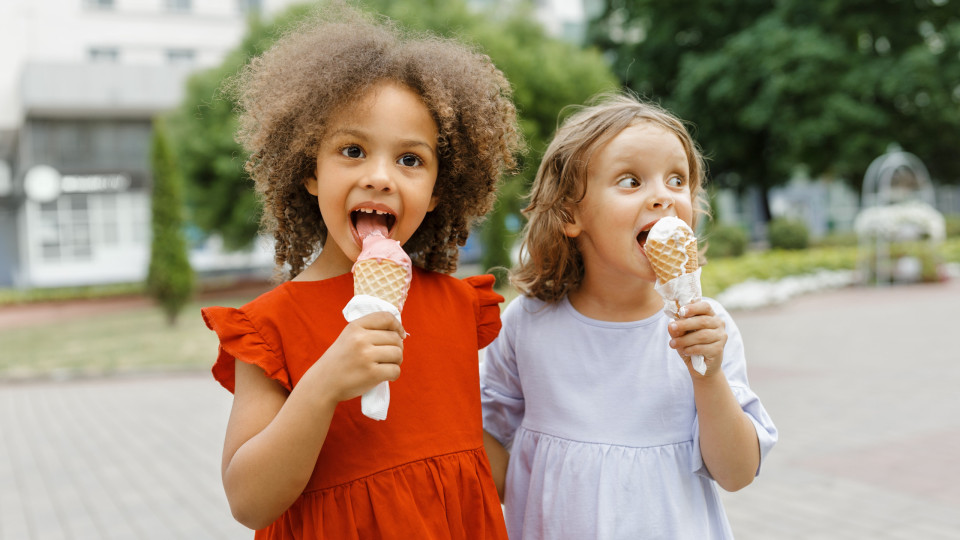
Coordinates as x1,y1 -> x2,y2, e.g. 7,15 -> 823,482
201,5 -> 522,538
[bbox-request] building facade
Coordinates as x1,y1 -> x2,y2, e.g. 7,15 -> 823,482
0,0 -> 299,288
0,0 -> 587,289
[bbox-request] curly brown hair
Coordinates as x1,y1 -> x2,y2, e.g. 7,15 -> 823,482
229,3 -> 522,279
510,91 -> 709,303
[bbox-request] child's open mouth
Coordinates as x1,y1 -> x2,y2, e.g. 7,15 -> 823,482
352,208 -> 397,240
637,230 -> 649,252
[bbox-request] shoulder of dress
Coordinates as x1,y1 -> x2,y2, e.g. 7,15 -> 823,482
414,268 -> 480,294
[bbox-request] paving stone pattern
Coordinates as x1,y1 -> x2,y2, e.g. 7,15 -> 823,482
2,279 -> 959,539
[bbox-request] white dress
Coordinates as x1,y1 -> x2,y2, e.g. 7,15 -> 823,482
480,295 -> 778,540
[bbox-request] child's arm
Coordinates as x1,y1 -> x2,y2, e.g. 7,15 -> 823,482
221,311 -> 405,529
668,301 -> 761,492
482,430 -> 509,502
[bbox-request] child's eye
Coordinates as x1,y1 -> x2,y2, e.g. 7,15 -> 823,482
340,145 -> 364,159
398,154 -> 423,167
616,177 -> 640,188
667,176 -> 686,188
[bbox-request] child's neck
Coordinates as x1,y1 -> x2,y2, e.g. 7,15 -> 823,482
293,246 -> 354,282
567,274 -> 664,322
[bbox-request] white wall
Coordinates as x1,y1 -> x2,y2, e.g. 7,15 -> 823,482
0,0 -> 303,129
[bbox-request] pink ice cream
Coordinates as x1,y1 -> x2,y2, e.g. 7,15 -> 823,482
352,211 -> 413,296
352,232 -> 413,291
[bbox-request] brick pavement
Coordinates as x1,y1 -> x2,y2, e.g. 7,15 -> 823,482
720,278 -> 960,539
1,279 -> 958,539
0,375 -> 247,539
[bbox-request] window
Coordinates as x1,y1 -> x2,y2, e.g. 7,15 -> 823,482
27,118 -> 152,172
166,49 -> 195,64
31,192 -> 145,263
85,0 -> 115,9
98,193 -> 120,246
89,47 -> 119,62
238,0 -> 262,15
38,195 -> 93,262
165,0 -> 191,12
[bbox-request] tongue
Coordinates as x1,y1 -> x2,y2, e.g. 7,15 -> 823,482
356,212 -> 390,241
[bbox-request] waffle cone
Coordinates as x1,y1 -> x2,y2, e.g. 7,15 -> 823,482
646,234 -> 699,284
353,259 -> 409,310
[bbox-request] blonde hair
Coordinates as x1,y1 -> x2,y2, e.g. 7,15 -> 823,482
510,91 -> 708,302
231,3 -> 522,279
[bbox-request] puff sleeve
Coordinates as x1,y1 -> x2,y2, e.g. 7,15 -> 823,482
201,306 -> 290,393
479,296 -> 526,450
463,274 -> 504,350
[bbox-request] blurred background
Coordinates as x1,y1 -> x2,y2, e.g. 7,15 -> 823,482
1,0 -> 959,309
1,2 -> 959,539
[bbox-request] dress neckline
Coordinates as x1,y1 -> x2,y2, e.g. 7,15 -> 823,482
560,294 -> 665,328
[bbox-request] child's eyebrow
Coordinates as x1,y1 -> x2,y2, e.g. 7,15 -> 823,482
328,127 -> 366,140
399,139 -> 438,157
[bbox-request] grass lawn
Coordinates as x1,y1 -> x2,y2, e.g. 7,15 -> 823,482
0,294 -> 256,381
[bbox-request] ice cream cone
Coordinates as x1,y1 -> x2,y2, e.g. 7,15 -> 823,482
351,230 -> 413,310
645,217 -> 698,284
353,258 -> 409,310
646,217 -> 707,375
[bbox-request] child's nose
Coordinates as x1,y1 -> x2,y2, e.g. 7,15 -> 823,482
363,159 -> 394,192
649,184 -> 674,209
652,196 -> 673,209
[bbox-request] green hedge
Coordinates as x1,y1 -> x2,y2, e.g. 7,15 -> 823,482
767,218 -> 810,250
701,237 -> 960,296
701,246 -> 859,297
0,283 -> 146,306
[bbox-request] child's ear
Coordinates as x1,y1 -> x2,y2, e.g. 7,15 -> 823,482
304,175 -> 318,196
427,194 -> 439,212
562,208 -> 582,238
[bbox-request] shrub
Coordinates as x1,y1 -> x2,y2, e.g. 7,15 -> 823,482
945,214 -> 960,239
768,218 -> 809,250
700,246 -> 859,297
147,118 -> 195,326
859,241 -> 943,284
704,224 -> 748,258
814,231 -> 858,248
943,237 -> 960,263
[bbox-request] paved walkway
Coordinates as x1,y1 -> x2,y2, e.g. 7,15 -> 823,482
1,279 -> 959,539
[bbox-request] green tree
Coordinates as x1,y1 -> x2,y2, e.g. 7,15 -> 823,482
147,118 -> 195,326
589,1 -> 960,219
169,0 -> 617,278
167,5 -> 314,250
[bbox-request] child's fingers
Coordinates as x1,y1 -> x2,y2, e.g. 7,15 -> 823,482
668,313 -> 723,338
668,309 -> 727,365
362,325 -> 405,350
354,310 -> 407,338
321,318 -> 405,400
669,326 -> 725,350
675,339 -> 723,359
375,361 -> 402,383
677,300 -> 713,318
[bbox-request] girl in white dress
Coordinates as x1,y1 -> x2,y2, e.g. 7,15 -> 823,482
480,92 -> 777,539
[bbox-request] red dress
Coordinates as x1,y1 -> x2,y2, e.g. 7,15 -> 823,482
201,269 -> 508,540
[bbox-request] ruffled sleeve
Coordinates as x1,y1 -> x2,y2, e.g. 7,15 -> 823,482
463,274 -> 504,350
201,306 -> 290,393
479,296 -> 526,450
